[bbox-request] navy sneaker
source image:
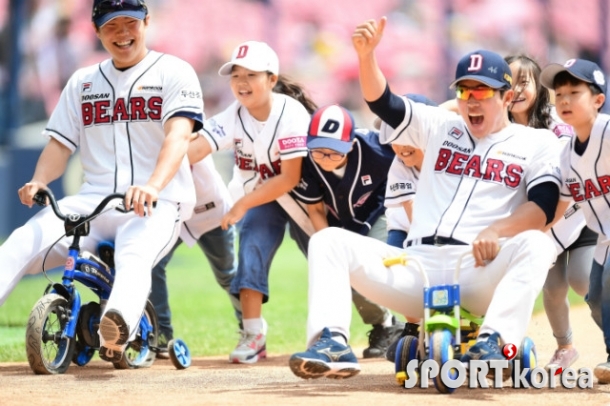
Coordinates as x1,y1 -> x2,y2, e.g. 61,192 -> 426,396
461,332 -> 512,381
99,309 -> 129,363
289,328 -> 360,379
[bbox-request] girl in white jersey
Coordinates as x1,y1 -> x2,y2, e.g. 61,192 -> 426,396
506,54 -> 596,371
188,41 -> 317,364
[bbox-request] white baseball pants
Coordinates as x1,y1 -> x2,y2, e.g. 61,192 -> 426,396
306,227 -> 557,348
0,193 -> 181,340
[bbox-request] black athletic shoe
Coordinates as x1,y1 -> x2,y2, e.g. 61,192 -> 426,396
156,331 -> 173,360
363,317 -> 406,359
385,322 -> 420,362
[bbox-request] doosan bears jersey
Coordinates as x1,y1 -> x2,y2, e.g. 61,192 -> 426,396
44,51 -> 204,207
559,112 -> 610,263
382,97 -> 563,244
201,93 -> 310,195
545,109 -> 589,254
200,93 -> 315,235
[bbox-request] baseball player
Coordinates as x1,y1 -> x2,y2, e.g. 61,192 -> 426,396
288,17 -> 562,380
188,41 -> 317,364
0,0 -> 204,364
505,54 -> 596,372
292,104 -> 404,359
540,58 -> 610,383
149,155 -> 241,357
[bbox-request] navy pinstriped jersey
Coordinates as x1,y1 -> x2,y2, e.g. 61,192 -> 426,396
293,129 -> 395,235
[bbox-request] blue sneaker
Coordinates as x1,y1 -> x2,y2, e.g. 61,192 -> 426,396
461,332 -> 512,381
289,328 -> 360,379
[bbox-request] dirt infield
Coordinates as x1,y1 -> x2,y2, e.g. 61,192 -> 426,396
1,305 -> 609,406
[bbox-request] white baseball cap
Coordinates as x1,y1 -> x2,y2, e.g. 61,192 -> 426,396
218,41 -> 279,76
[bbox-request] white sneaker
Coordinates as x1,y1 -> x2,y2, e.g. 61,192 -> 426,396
229,330 -> 266,364
544,347 -> 579,371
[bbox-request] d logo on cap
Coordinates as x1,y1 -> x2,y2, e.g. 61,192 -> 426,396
320,119 -> 342,135
306,105 -> 356,154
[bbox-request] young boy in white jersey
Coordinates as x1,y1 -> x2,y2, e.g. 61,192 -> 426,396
540,58 -> 610,383
288,17 -> 562,380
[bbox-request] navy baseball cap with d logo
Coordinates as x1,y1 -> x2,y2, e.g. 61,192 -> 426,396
540,59 -> 607,94
307,105 -> 355,154
449,50 -> 513,90
92,0 -> 148,28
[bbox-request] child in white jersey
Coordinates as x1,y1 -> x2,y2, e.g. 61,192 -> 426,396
188,41 -> 316,364
506,54 -> 596,371
541,58 -> 610,383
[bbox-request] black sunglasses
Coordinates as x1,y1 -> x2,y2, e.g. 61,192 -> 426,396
93,0 -> 148,21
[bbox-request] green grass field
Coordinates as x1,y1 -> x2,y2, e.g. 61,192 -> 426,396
0,238 -> 584,363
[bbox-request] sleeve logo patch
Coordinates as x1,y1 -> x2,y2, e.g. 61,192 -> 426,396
180,89 -> 202,100
279,136 -> 306,150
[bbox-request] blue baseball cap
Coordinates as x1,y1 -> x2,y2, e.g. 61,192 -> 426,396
92,0 -> 148,28
540,59 -> 607,94
307,105 -> 355,154
449,50 -> 513,90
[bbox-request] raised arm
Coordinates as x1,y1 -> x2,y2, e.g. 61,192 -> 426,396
352,17 -> 388,102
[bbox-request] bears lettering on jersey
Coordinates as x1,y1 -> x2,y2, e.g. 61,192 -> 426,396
81,96 -> 163,126
434,147 -> 523,188
235,155 -> 281,180
566,175 -> 610,202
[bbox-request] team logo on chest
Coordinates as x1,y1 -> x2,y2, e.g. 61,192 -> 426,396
81,95 -> 163,126
361,174 -> 372,186
449,127 -> 464,139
